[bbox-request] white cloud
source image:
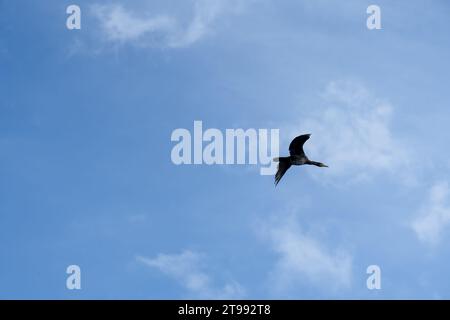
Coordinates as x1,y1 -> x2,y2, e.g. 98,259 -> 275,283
286,80 -> 412,185
412,181 -> 450,246
91,0 -> 248,48
92,4 -> 176,44
262,213 -> 352,294
137,250 -> 245,299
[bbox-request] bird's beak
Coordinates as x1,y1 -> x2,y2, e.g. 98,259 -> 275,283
322,164 -> 329,168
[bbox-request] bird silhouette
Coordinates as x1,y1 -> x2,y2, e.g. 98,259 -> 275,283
274,134 -> 328,186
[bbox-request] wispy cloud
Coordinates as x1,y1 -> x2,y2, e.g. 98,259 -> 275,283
286,80 -> 412,185
137,250 -> 245,299
412,181 -> 450,246
91,0 -> 248,48
91,4 -> 176,45
261,213 -> 352,295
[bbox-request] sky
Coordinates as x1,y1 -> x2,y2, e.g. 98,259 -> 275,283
1,0 -> 450,299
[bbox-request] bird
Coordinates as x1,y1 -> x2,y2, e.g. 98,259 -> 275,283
274,134 -> 328,186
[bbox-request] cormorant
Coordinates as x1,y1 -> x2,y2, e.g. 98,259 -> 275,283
274,134 -> 328,186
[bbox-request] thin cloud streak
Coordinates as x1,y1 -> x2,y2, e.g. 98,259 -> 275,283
91,0 -> 251,48
137,250 -> 245,299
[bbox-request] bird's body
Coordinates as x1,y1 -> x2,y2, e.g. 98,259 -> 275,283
290,155 -> 308,165
274,134 -> 328,186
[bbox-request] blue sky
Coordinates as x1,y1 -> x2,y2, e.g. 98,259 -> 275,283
1,0 -> 450,299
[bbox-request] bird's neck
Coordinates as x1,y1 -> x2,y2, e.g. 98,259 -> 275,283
306,160 -> 322,167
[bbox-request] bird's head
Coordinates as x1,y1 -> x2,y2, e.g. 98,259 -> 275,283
318,162 -> 328,168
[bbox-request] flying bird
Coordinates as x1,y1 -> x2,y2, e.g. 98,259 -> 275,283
274,134 -> 328,186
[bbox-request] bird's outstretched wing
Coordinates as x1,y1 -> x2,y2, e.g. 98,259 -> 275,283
275,161 -> 291,186
289,134 -> 311,156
